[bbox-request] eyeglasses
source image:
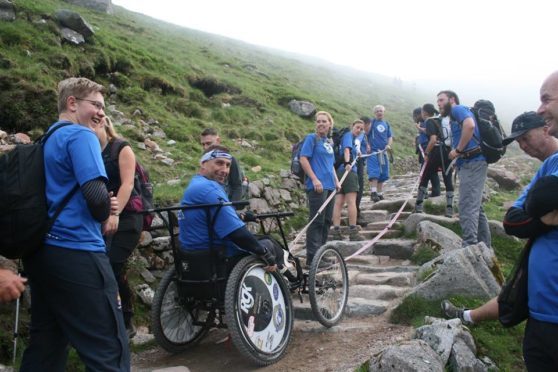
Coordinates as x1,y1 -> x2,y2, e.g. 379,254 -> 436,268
76,97 -> 105,111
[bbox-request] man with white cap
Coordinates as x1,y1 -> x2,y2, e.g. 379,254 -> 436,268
178,145 -> 278,270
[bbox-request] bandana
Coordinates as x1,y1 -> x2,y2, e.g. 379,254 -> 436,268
200,149 -> 233,164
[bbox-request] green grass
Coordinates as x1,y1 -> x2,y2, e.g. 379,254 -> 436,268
410,244 -> 439,266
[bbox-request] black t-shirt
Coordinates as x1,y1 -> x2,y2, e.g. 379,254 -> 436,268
425,118 -> 441,139
101,139 -> 131,194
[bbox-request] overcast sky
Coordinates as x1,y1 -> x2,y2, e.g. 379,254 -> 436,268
112,0 -> 558,118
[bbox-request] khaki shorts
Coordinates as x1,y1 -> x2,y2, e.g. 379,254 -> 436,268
336,169 -> 359,194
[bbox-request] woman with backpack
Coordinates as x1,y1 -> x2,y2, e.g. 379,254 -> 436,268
299,111 -> 340,266
414,104 -> 454,217
95,116 -> 143,339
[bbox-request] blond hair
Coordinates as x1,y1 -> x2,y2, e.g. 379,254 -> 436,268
315,110 -> 334,126
103,116 -> 121,141
57,77 -> 105,114
373,105 -> 385,113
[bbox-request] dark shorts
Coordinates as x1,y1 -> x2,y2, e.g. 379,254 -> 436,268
337,169 -> 359,194
523,317 -> 558,371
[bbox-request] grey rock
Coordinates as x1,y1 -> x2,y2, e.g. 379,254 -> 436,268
151,128 -> 167,139
369,339 -> 444,372
281,177 -> 299,190
55,9 -> 94,38
487,167 -> 521,190
132,109 -> 142,116
263,187 -> 281,206
135,284 -> 154,306
166,179 -> 181,186
279,169 -> 290,178
152,367 -> 190,372
370,198 -> 414,213
414,318 -> 465,365
359,209 -> 389,224
0,0 -> 16,22
249,197 -> 270,213
140,269 -> 156,283
449,338 -> 487,372
488,219 -> 516,241
60,27 -> 85,45
403,213 -> 459,235
262,177 -> 271,186
167,139 -> 176,146
136,142 -> 146,150
411,243 -> 501,300
346,298 -> 388,316
288,100 -> 316,118
417,220 -> 462,254
160,158 -> 174,166
138,231 -> 153,247
161,250 -> 174,265
279,189 -> 292,202
64,0 -> 112,13
373,239 -> 416,259
151,236 -> 171,252
108,83 -> 117,94
248,182 -> 262,198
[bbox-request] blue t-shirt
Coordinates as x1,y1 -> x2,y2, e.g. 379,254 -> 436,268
367,120 -> 392,151
450,105 -> 485,165
178,175 -> 245,256
44,121 -> 107,251
512,151 -> 558,324
336,130 -> 358,173
418,121 -> 429,146
358,132 -> 367,155
300,133 -> 335,191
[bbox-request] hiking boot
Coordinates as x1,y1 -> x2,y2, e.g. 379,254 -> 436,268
414,202 -> 424,213
349,229 -> 364,241
445,191 -> 454,218
331,229 -> 344,241
370,192 -> 381,202
414,186 -> 427,213
378,194 -> 385,200
441,300 -> 472,325
445,205 -> 454,218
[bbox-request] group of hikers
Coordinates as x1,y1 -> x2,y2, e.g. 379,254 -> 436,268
0,70 -> 557,371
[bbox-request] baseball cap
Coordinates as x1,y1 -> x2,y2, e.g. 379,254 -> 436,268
502,111 -> 546,146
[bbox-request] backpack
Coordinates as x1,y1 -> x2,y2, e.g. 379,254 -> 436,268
331,127 -> 351,169
427,116 -> 452,147
471,99 -> 506,164
290,134 -> 319,180
109,139 -> 154,230
0,123 -> 78,259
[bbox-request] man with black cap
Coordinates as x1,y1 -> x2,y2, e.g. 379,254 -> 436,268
440,109 -> 558,370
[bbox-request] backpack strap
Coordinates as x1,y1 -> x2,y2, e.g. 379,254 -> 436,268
45,183 -> 80,234
39,122 -> 74,145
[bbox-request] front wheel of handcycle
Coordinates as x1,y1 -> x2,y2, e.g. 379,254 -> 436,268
309,245 -> 349,327
224,255 -> 293,366
151,267 -> 212,353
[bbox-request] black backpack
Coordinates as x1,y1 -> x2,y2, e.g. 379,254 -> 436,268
0,123 -> 78,259
331,127 -> 351,169
290,134 -> 319,180
471,100 -> 506,164
109,139 -> 154,230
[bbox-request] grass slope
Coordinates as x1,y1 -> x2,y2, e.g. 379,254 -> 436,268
1,0 -> 422,203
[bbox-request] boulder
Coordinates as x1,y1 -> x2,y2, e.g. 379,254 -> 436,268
370,197 -> 414,213
0,0 -> 15,22
63,0 -> 113,13
411,243 -> 501,300
249,197 -> 270,213
368,339 -> 444,372
449,338 -> 487,372
135,284 -> 154,306
151,236 -> 171,252
248,181 -> 262,198
263,187 -> 281,206
281,177 -> 299,190
54,10 -> 94,38
60,27 -> 85,45
417,220 -> 462,254
278,189 -> 292,202
359,209 -> 389,224
138,231 -> 153,248
373,239 -> 416,260
414,318 -> 472,365
487,167 -> 521,190
403,213 -> 459,235
140,269 -> 156,284
288,100 -> 316,118
13,133 -> 31,144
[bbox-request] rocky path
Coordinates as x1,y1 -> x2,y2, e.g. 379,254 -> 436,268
132,173 -> 425,372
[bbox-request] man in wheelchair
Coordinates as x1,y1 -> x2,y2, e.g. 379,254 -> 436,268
177,145 -> 284,272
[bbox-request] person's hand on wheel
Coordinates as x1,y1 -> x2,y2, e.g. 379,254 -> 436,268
241,210 -> 258,222
260,246 -> 277,272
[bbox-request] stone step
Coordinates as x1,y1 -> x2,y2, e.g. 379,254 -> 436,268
292,293 -> 390,320
350,284 -> 411,301
360,229 -> 402,239
329,239 -> 416,260
346,254 -> 391,266
362,221 -> 402,231
345,264 -> 419,274
389,211 -> 412,221
353,271 -> 416,287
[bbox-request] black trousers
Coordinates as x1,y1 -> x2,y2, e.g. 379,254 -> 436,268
106,213 -> 142,328
523,317 -> 558,371
420,145 -> 453,192
356,158 -> 365,216
21,246 -> 129,372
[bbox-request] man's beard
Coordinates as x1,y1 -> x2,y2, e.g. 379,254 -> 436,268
440,102 -> 452,117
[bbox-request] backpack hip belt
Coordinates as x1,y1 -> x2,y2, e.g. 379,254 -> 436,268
460,146 -> 482,159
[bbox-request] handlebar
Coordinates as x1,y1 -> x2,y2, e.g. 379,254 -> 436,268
144,200 -> 250,214
253,211 -> 294,219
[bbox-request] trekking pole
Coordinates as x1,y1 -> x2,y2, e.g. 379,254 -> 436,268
12,274 -> 21,365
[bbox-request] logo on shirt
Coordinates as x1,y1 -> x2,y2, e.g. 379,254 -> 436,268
323,142 -> 333,154
376,124 -> 386,133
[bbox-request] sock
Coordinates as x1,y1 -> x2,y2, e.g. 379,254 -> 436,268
463,310 -> 474,323
370,187 -> 377,193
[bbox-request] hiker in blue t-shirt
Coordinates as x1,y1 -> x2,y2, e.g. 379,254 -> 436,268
299,111 -> 340,266
331,120 -> 365,241
178,145 -> 278,270
366,105 -> 393,202
356,116 -> 369,227
437,90 -> 490,248
21,78 -> 129,372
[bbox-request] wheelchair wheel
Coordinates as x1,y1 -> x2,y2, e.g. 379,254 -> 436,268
309,245 -> 349,328
151,267 -> 211,353
224,255 -> 293,366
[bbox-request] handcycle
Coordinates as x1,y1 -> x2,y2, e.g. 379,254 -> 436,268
148,201 -> 349,366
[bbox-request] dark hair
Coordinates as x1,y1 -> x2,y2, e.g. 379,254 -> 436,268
412,107 -> 422,117
203,144 -> 229,154
437,90 -> 460,105
360,116 -> 371,125
201,128 -> 218,136
422,103 -> 439,117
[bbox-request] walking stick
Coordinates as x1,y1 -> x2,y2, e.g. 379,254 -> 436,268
12,274 -> 21,365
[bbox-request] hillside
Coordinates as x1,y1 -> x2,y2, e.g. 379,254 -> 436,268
0,0 -> 423,203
